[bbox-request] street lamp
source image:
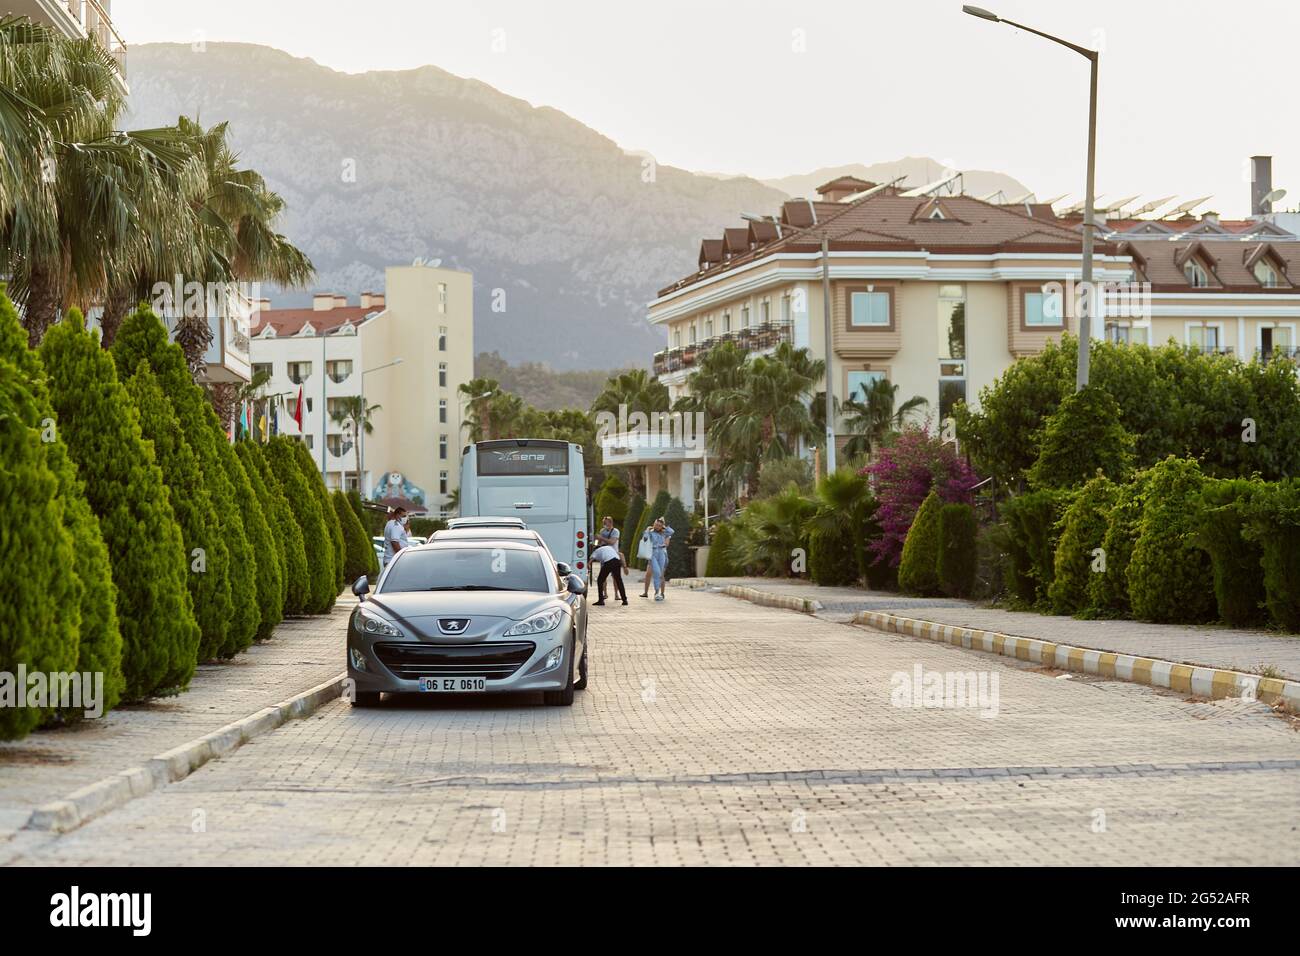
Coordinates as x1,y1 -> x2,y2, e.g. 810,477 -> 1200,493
963,4 -> 1099,391
359,357 -> 403,499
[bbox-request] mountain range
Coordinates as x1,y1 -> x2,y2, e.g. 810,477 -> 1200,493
125,43 -> 1031,370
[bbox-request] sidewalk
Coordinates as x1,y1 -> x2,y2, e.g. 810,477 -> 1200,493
0,596 -> 352,837
679,577 -> 1300,681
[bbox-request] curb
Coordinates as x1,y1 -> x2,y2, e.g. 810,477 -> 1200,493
853,611 -> 1300,712
24,673 -> 347,834
680,579 -> 823,615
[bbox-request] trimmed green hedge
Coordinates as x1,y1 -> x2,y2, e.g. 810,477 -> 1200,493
241,441 -> 311,616
1048,476 -> 1119,616
266,437 -> 336,613
293,439 -> 344,595
1088,471 -> 1152,617
705,522 -> 739,576
1244,479 -> 1300,632
898,491 -> 942,595
593,474 -> 629,527
334,489 -> 380,582
1028,386 -> 1134,490
998,488 -> 1068,608
1127,457 -> 1214,624
664,497 -> 692,580
937,503 -> 978,598
224,442 -> 282,646
42,311 -> 200,699
621,493 -> 645,563
1196,478 -> 1267,627
809,524 -> 858,586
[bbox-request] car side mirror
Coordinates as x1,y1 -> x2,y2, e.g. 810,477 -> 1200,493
556,561 -> 573,577
566,574 -> 587,597
352,576 -> 370,601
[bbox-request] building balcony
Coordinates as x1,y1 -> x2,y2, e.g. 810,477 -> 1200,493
599,429 -> 705,468
11,1 -> 128,89
1188,345 -> 1235,356
653,321 -> 791,378
1255,345 -> 1300,363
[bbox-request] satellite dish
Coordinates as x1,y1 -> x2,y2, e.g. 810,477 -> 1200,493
429,258 -> 442,268
1262,188 -> 1287,207
1129,196 -> 1175,218
1162,196 -> 1211,219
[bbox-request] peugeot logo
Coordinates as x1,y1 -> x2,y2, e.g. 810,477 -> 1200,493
438,618 -> 471,634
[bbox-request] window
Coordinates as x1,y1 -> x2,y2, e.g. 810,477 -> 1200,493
439,434 -> 448,460
760,299 -> 770,324
937,285 -> 966,360
847,370 -> 885,403
781,295 -> 792,324
740,305 -> 751,328
439,399 -> 447,424
300,434 -> 313,451
688,324 -> 696,345
327,434 -> 351,458
704,317 -> 713,339
1023,289 -> 1064,328
1185,260 -> 1209,287
287,361 -> 312,384
1110,324 -> 1149,346
1187,325 -> 1221,350
252,362 -> 272,380
438,325 -> 447,351
438,362 -> 447,387
440,471 -> 448,495
326,359 -> 353,383
722,311 -> 731,333
438,282 -> 448,313
850,291 -> 890,327
287,396 -> 313,420
673,328 -> 682,348
1254,260 -> 1280,287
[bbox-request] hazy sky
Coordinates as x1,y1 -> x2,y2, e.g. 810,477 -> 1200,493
116,0 -> 1298,217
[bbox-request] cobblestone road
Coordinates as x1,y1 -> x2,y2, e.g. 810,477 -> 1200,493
6,588 -> 1298,865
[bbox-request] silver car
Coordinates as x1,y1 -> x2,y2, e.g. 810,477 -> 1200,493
347,540 -> 589,707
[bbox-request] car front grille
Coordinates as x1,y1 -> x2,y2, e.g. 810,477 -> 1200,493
372,642 -> 536,680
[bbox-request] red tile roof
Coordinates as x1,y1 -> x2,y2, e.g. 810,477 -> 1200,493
1120,238 -> 1299,291
251,306 -> 379,337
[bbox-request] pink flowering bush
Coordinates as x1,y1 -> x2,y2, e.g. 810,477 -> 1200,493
862,425 -> 980,568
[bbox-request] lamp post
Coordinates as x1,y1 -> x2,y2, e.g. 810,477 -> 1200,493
358,357 -> 403,500
963,5 -> 1098,391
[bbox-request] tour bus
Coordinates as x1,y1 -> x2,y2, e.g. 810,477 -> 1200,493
458,439 -> 591,580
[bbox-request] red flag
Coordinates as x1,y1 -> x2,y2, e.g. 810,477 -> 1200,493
293,384 -> 304,431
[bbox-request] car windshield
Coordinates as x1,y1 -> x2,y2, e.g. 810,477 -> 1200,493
380,547 -> 550,593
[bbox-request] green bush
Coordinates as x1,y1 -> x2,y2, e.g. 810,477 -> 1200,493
266,437 -> 336,613
728,486 -> 814,576
334,490 -> 380,582
1243,479 -> 1300,632
1088,472 -> 1150,617
756,456 -> 813,497
631,490 -> 671,570
1127,457 -> 1215,624
111,307 -> 259,654
998,488 -> 1068,608
898,491 -> 942,595
1028,386 -> 1134,490
806,468 -> 876,587
0,360 -> 81,739
621,493 -> 645,561
809,525 -> 858,586
124,362 -> 233,660
1049,476 -> 1119,616
240,441 -> 310,616
237,442 -> 287,609
937,503 -> 978,598
1197,478 -> 1268,627
593,474 -> 629,527
42,312 -> 200,698
293,439 -> 344,595
0,295 -> 122,722
224,443 -> 282,647
408,517 -> 447,538
704,522 -> 739,576
663,497 -> 692,580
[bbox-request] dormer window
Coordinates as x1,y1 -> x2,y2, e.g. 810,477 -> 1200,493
929,208 -> 946,220
1185,260 -> 1209,287
1254,260 -> 1280,288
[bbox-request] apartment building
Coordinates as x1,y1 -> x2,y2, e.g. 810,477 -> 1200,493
250,265 -> 474,515
8,0 -> 127,90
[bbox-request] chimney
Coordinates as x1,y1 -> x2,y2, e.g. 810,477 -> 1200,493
369,292 -> 385,308
313,293 -> 336,311
334,294 -> 347,308
255,297 -> 271,312
1251,155 -> 1273,216
359,291 -> 373,309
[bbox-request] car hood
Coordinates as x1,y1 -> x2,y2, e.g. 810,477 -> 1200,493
365,590 -> 563,625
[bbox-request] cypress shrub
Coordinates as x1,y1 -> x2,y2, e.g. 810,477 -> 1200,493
334,489 -> 380,581
1128,457 -> 1215,624
865,555 -> 897,591
224,445 -> 282,647
808,525 -> 858,586
241,441 -> 310,616
0,295 -> 122,721
998,488 -> 1068,608
1049,476 -> 1120,616
111,308 -> 259,654
621,493 -> 645,562
1027,386 -> 1135,490
593,474 -> 629,527
704,522 -> 739,576
0,361 -> 81,739
1088,473 -> 1150,617
937,502 -> 978,598
124,362 -> 233,660
41,312 -> 200,698
267,436 -> 335,612
293,438 -> 344,594
1197,478 -> 1268,627
663,497 -> 692,580
631,490 -> 671,570
1243,479 -> 1300,632
898,491 -> 942,595
237,441 -> 287,608
408,517 -> 447,538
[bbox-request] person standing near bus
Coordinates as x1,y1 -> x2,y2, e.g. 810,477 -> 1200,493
646,517 -> 674,602
382,506 -> 409,571
591,541 -> 627,605
597,515 -> 619,550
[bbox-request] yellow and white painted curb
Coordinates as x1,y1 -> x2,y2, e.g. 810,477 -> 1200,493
690,581 -> 821,614
854,611 -> 1300,712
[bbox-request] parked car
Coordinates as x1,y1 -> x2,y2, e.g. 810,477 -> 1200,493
347,539 -> 589,707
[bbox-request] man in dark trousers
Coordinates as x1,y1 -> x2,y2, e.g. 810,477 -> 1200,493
591,541 -> 627,606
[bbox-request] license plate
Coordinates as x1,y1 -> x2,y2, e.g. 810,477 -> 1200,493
418,676 -> 487,693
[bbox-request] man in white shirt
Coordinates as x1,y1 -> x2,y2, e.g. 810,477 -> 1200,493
382,507 -> 410,570
591,541 -> 627,605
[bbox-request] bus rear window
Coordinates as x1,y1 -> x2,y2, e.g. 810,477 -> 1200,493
477,445 -> 569,476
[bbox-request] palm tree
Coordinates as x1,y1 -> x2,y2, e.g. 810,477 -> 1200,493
459,378 -> 501,441
804,468 -> 877,583
329,395 -> 382,491
841,377 -> 929,459
591,368 -> 669,495
729,485 -> 816,575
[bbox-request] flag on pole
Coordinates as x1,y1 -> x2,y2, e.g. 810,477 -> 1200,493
258,409 -> 269,443
293,384 -> 304,431
270,396 -> 279,437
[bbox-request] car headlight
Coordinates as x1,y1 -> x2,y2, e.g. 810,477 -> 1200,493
357,607 -> 401,637
503,608 -> 564,637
